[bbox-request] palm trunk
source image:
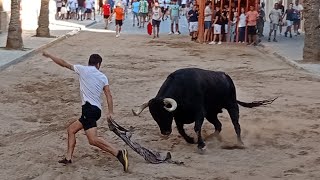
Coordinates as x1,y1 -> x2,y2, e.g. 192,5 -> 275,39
36,0 -> 50,37
6,0 -> 23,49
303,0 -> 320,61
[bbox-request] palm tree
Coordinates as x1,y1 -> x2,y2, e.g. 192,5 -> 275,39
6,0 -> 23,49
303,0 -> 320,61
36,0 -> 50,37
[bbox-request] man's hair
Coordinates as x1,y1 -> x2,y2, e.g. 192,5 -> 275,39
88,54 -> 102,66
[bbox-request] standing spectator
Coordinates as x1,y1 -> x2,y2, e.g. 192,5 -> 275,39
246,5 -> 259,45
268,3 -> 282,42
132,0 -> 140,26
229,7 -> 237,42
55,0 -> 63,19
278,0 -> 285,35
180,0 -> 187,16
98,0 -> 103,14
85,0 -> 94,20
203,1 -> 212,42
169,0 -> 181,35
151,2 -> 163,38
188,4 -> 199,41
209,6 -> 223,45
293,0 -> 303,36
221,4 -> 229,42
238,7 -> 246,43
139,0 -> 149,28
283,3 -> 294,38
111,2 -> 125,37
68,0 -> 78,19
77,0 -> 86,21
102,0 -> 111,29
257,5 -> 265,38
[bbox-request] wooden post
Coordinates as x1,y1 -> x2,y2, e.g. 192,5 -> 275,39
245,0 -> 249,43
236,0 -> 241,42
228,0 -> 232,42
197,0 -> 205,43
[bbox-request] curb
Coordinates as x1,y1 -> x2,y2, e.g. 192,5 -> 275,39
257,43 -> 320,78
0,21 -> 98,72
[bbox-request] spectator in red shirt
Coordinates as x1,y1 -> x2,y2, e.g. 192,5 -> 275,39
102,0 -> 111,29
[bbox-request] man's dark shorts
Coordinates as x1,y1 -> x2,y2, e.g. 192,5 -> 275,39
247,25 -> 257,35
85,9 -> 92,13
79,102 -> 101,131
116,20 -> 123,26
152,19 -> 161,27
293,19 -> 300,26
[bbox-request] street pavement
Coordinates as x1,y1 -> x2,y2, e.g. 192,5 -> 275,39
0,11 -> 319,76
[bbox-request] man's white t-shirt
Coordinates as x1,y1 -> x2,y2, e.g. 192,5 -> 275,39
74,65 -> 109,110
204,6 -> 212,22
293,4 -> 303,11
181,0 -> 187,5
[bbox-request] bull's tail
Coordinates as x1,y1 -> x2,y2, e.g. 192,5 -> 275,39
236,97 -> 278,108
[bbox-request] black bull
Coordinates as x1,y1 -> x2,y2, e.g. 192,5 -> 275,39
132,68 -> 276,151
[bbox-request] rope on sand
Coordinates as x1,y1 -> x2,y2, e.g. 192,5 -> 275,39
108,119 -> 184,165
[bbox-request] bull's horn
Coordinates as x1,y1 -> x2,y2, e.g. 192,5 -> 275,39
163,98 -> 177,112
132,102 -> 149,116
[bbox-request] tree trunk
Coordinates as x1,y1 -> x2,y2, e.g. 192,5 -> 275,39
303,0 -> 320,61
197,0 -> 205,43
36,0 -> 50,37
6,0 -> 23,49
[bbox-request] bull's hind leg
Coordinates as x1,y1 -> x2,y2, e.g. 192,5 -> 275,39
206,114 -> 222,141
227,104 -> 244,145
176,123 -> 195,144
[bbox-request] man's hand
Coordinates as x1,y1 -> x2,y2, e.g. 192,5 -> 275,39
107,113 -> 114,122
42,51 -> 74,70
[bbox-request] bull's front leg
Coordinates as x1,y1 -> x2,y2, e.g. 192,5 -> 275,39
194,118 -> 206,152
176,123 -> 195,144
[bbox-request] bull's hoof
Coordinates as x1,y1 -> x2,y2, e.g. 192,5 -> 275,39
197,145 -> 207,154
185,137 -> 196,144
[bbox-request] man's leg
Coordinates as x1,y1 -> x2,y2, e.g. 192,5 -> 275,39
85,127 -> 129,172
62,120 -> 83,162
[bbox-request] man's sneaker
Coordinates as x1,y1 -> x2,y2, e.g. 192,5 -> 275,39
174,32 -> 179,35
208,41 -> 216,45
284,32 -> 287,37
116,34 -> 119,38
168,32 -> 173,35
217,41 -> 222,45
117,149 -> 129,172
290,34 -> 292,38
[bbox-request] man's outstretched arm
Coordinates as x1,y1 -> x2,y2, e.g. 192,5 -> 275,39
43,51 -> 74,71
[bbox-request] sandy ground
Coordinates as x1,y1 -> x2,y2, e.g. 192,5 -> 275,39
0,31 -> 320,180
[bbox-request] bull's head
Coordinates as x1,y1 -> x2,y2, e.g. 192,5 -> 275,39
132,98 -> 177,136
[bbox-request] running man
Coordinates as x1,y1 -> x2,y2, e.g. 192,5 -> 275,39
111,2 -> 125,37
102,0 -> 111,29
42,52 -> 129,172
